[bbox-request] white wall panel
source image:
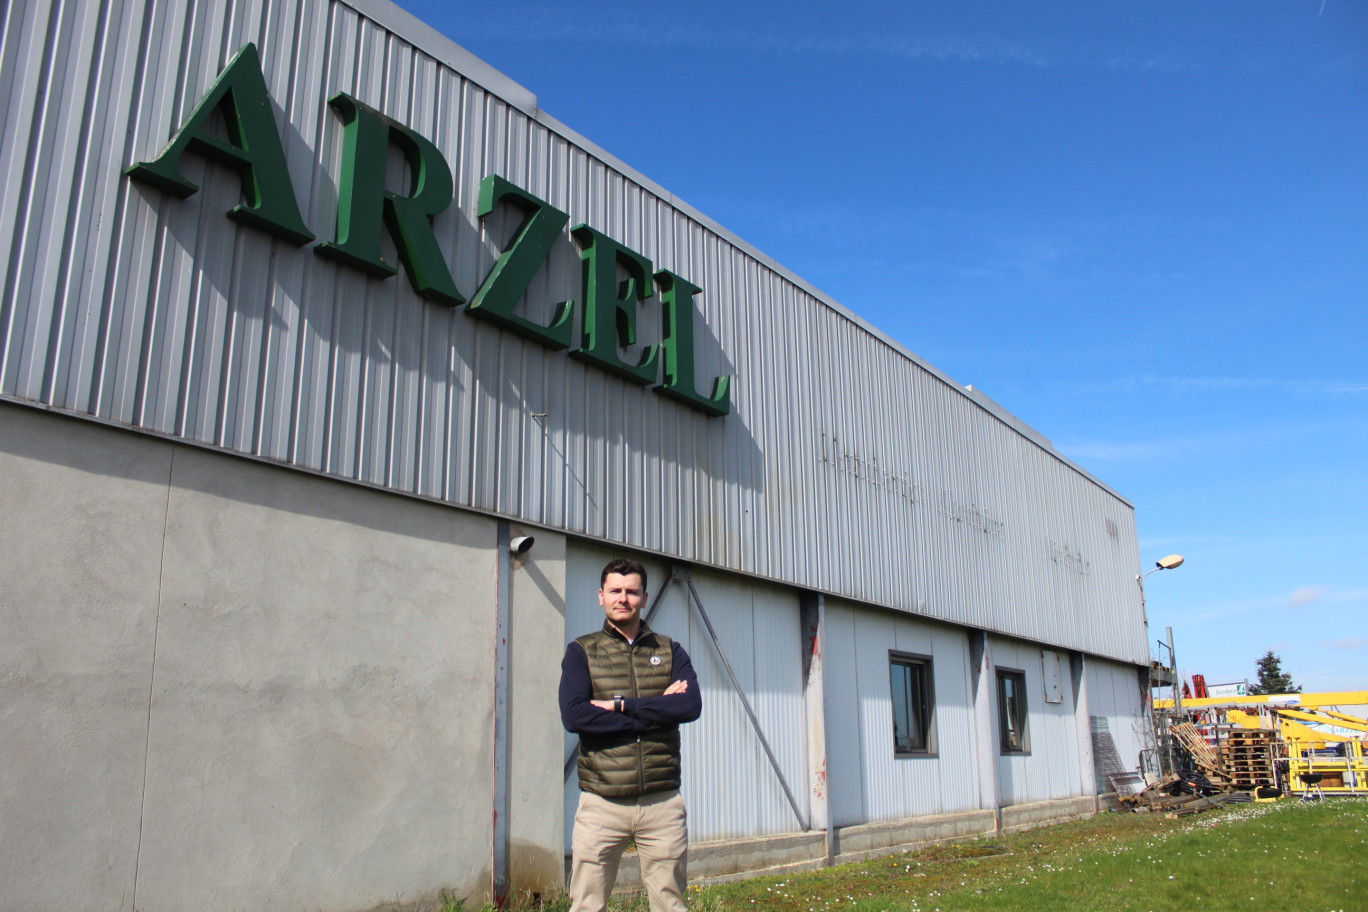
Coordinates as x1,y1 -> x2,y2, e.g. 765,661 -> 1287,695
990,636 -> 1085,806
1086,658 -> 1148,776
825,598 -> 980,826
823,599 -> 866,829
2,0 -> 1146,665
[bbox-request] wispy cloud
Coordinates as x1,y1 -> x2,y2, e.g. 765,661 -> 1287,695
1181,595 -> 1287,625
447,9 -> 1201,73
1319,637 -> 1368,650
1179,587 -> 1368,625
1059,441 -> 1173,461
1056,424 -> 1285,463
1057,408 -> 1366,465
1072,375 -> 1368,396
1289,584 -> 1329,607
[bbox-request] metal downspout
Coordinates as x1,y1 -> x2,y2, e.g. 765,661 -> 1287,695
493,521 -> 512,907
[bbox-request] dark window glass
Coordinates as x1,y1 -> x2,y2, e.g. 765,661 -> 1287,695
997,669 -> 1028,754
890,655 -> 933,755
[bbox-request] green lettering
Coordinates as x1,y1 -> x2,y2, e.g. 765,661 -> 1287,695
125,43 -> 312,245
653,270 -> 730,416
316,94 -> 463,305
570,225 -> 657,384
467,175 -> 572,348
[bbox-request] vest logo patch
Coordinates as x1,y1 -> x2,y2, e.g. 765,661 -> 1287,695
650,656 -> 662,666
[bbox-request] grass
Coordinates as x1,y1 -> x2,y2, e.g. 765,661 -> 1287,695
693,798 -> 1367,912
433,799 -> 1366,912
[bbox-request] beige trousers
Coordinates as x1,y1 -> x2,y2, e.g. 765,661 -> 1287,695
568,789 -> 688,912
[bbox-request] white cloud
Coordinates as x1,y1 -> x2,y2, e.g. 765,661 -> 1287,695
440,8 -> 1211,73
1071,375 -> 1368,396
1318,637 -> 1368,650
1057,441 -> 1166,461
1289,584 -> 1329,607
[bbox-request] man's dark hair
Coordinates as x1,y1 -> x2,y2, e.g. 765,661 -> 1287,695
600,558 -> 647,590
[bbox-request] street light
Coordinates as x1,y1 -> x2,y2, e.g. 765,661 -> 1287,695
1137,553 -> 1185,776
1137,554 -> 1185,624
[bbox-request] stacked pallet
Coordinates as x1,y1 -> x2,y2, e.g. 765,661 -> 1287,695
1221,729 -> 1275,788
1169,722 -> 1234,787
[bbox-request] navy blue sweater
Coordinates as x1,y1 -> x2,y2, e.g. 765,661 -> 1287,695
559,633 -> 702,736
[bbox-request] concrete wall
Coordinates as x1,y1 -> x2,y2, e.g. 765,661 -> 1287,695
0,403 -> 565,912
1,407 -> 170,911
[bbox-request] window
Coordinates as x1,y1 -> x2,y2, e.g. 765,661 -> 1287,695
889,653 -> 935,756
997,669 -> 1029,754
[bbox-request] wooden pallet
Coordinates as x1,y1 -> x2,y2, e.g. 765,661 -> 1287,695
1220,731 -> 1275,786
1171,722 -> 1232,781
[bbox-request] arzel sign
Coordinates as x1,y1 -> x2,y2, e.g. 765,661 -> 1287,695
126,44 -> 731,417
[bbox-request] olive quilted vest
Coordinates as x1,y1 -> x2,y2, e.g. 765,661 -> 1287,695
574,621 -> 680,798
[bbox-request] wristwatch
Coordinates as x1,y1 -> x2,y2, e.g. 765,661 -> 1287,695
613,695 -> 624,712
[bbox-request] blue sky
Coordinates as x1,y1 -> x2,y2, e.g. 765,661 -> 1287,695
395,0 -> 1367,695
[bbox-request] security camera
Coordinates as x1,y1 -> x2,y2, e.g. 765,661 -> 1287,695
509,535 -> 535,555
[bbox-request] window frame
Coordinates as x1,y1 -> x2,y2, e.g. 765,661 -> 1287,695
889,651 -> 937,758
996,667 -> 1030,755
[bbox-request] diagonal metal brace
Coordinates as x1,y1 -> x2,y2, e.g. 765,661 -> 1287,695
683,577 -> 809,831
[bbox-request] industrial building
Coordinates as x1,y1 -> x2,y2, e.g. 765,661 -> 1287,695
0,0 -> 1151,910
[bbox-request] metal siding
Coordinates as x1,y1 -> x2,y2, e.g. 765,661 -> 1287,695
852,610 -> 900,823
1086,658 -> 1147,774
562,546 -> 806,846
930,625 -> 980,812
2,0 -> 1146,666
678,568 -> 809,842
749,585 -> 808,836
990,635 -> 1084,805
821,601 -> 866,829
836,598 -> 981,824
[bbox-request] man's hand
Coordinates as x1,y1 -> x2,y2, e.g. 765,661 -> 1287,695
589,680 -> 687,711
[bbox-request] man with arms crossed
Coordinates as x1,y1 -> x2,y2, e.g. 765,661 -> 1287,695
559,559 -> 702,912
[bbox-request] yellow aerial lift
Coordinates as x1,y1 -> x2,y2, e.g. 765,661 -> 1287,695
1153,691 -> 1368,796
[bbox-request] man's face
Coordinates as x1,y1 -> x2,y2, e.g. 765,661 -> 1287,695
599,572 -> 647,629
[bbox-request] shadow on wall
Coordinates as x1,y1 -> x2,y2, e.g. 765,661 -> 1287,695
0,401 -> 487,548
116,76 -> 754,543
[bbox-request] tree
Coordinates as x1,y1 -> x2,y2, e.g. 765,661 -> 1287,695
1248,650 -> 1301,695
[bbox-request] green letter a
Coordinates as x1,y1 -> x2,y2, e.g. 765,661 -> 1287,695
125,43 -> 313,245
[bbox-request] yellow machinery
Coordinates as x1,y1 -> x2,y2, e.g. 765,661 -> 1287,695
1153,691 -> 1368,796
1273,707 -> 1368,795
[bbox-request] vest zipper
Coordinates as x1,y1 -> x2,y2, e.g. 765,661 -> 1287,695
630,639 -> 645,793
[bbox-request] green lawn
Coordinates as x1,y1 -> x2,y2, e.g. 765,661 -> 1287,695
685,798 -> 1367,912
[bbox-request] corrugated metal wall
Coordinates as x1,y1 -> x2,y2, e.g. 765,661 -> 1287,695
1085,658 -> 1148,775
0,0 -> 1146,663
563,543 -> 808,846
990,636 -> 1085,806
823,597 -> 980,828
